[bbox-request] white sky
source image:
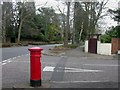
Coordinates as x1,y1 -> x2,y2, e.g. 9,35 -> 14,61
34,0 -> 119,9
34,0 -> 119,30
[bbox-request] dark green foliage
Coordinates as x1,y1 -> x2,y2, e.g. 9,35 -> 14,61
35,7 -> 62,42
101,26 -> 120,43
101,8 -> 120,43
2,2 -> 15,42
100,34 -> 111,43
2,2 -> 62,43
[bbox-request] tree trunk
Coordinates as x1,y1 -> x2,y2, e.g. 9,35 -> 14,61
64,2 -> 70,47
2,17 -> 6,43
72,24 -> 76,44
79,22 -> 84,42
63,19 -> 66,46
72,3 -> 76,45
2,29 -> 6,43
17,19 -> 23,43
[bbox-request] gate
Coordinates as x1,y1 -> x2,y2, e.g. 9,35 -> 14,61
88,38 -> 97,54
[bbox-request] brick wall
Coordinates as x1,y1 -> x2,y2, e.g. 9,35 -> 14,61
112,38 -> 120,54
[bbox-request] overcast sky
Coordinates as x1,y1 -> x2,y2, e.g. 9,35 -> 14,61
34,0 -> 119,32
34,0 -> 119,9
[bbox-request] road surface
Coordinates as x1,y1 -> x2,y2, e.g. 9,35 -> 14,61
1,44 -> 60,60
1,45 -> 119,88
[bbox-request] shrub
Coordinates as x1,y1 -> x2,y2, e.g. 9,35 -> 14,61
100,35 -> 111,43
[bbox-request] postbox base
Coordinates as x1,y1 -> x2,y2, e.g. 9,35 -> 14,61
30,80 -> 41,87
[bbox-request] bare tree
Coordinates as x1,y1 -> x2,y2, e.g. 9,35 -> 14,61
57,2 -> 69,47
57,7 -> 66,46
84,0 -> 109,34
17,1 -> 48,43
2,2 -> 14,43
72,0 -> 109,44
65,2 -> 70,47
17,1 -> 36,43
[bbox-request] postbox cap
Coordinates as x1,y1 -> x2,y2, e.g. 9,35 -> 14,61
28,47 -> 43,51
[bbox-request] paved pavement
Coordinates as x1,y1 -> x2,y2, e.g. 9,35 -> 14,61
1,46 -> 119,89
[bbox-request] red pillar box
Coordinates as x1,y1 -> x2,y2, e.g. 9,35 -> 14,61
28,47 -> 43,87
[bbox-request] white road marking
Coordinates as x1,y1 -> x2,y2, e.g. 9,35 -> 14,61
64,67 -> 102,72
2,60 -> 8,63
2,63 -> 6,65
17,56 -> 21,58
43,66 -> 55,71
2,58 -> 12,62
7,59 -> 11,61
12,57 -> 16,59
26,54 -> 29,56
2,54 -> 27,66
64,70 -> 102,72
84,64 -> 119,67
21,54 -> 26,56
51,80 -> 108,83
43,66 -> 102,72
7,60 -> 12,63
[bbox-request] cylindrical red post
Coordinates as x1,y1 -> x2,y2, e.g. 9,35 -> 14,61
28,47 -> 43,87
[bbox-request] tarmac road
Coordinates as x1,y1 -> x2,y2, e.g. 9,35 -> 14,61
2,46 -> 119,89
1,44 -> 61,61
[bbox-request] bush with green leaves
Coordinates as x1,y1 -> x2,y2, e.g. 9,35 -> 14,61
100,26 -> 120,43
100,34 -> 111,43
